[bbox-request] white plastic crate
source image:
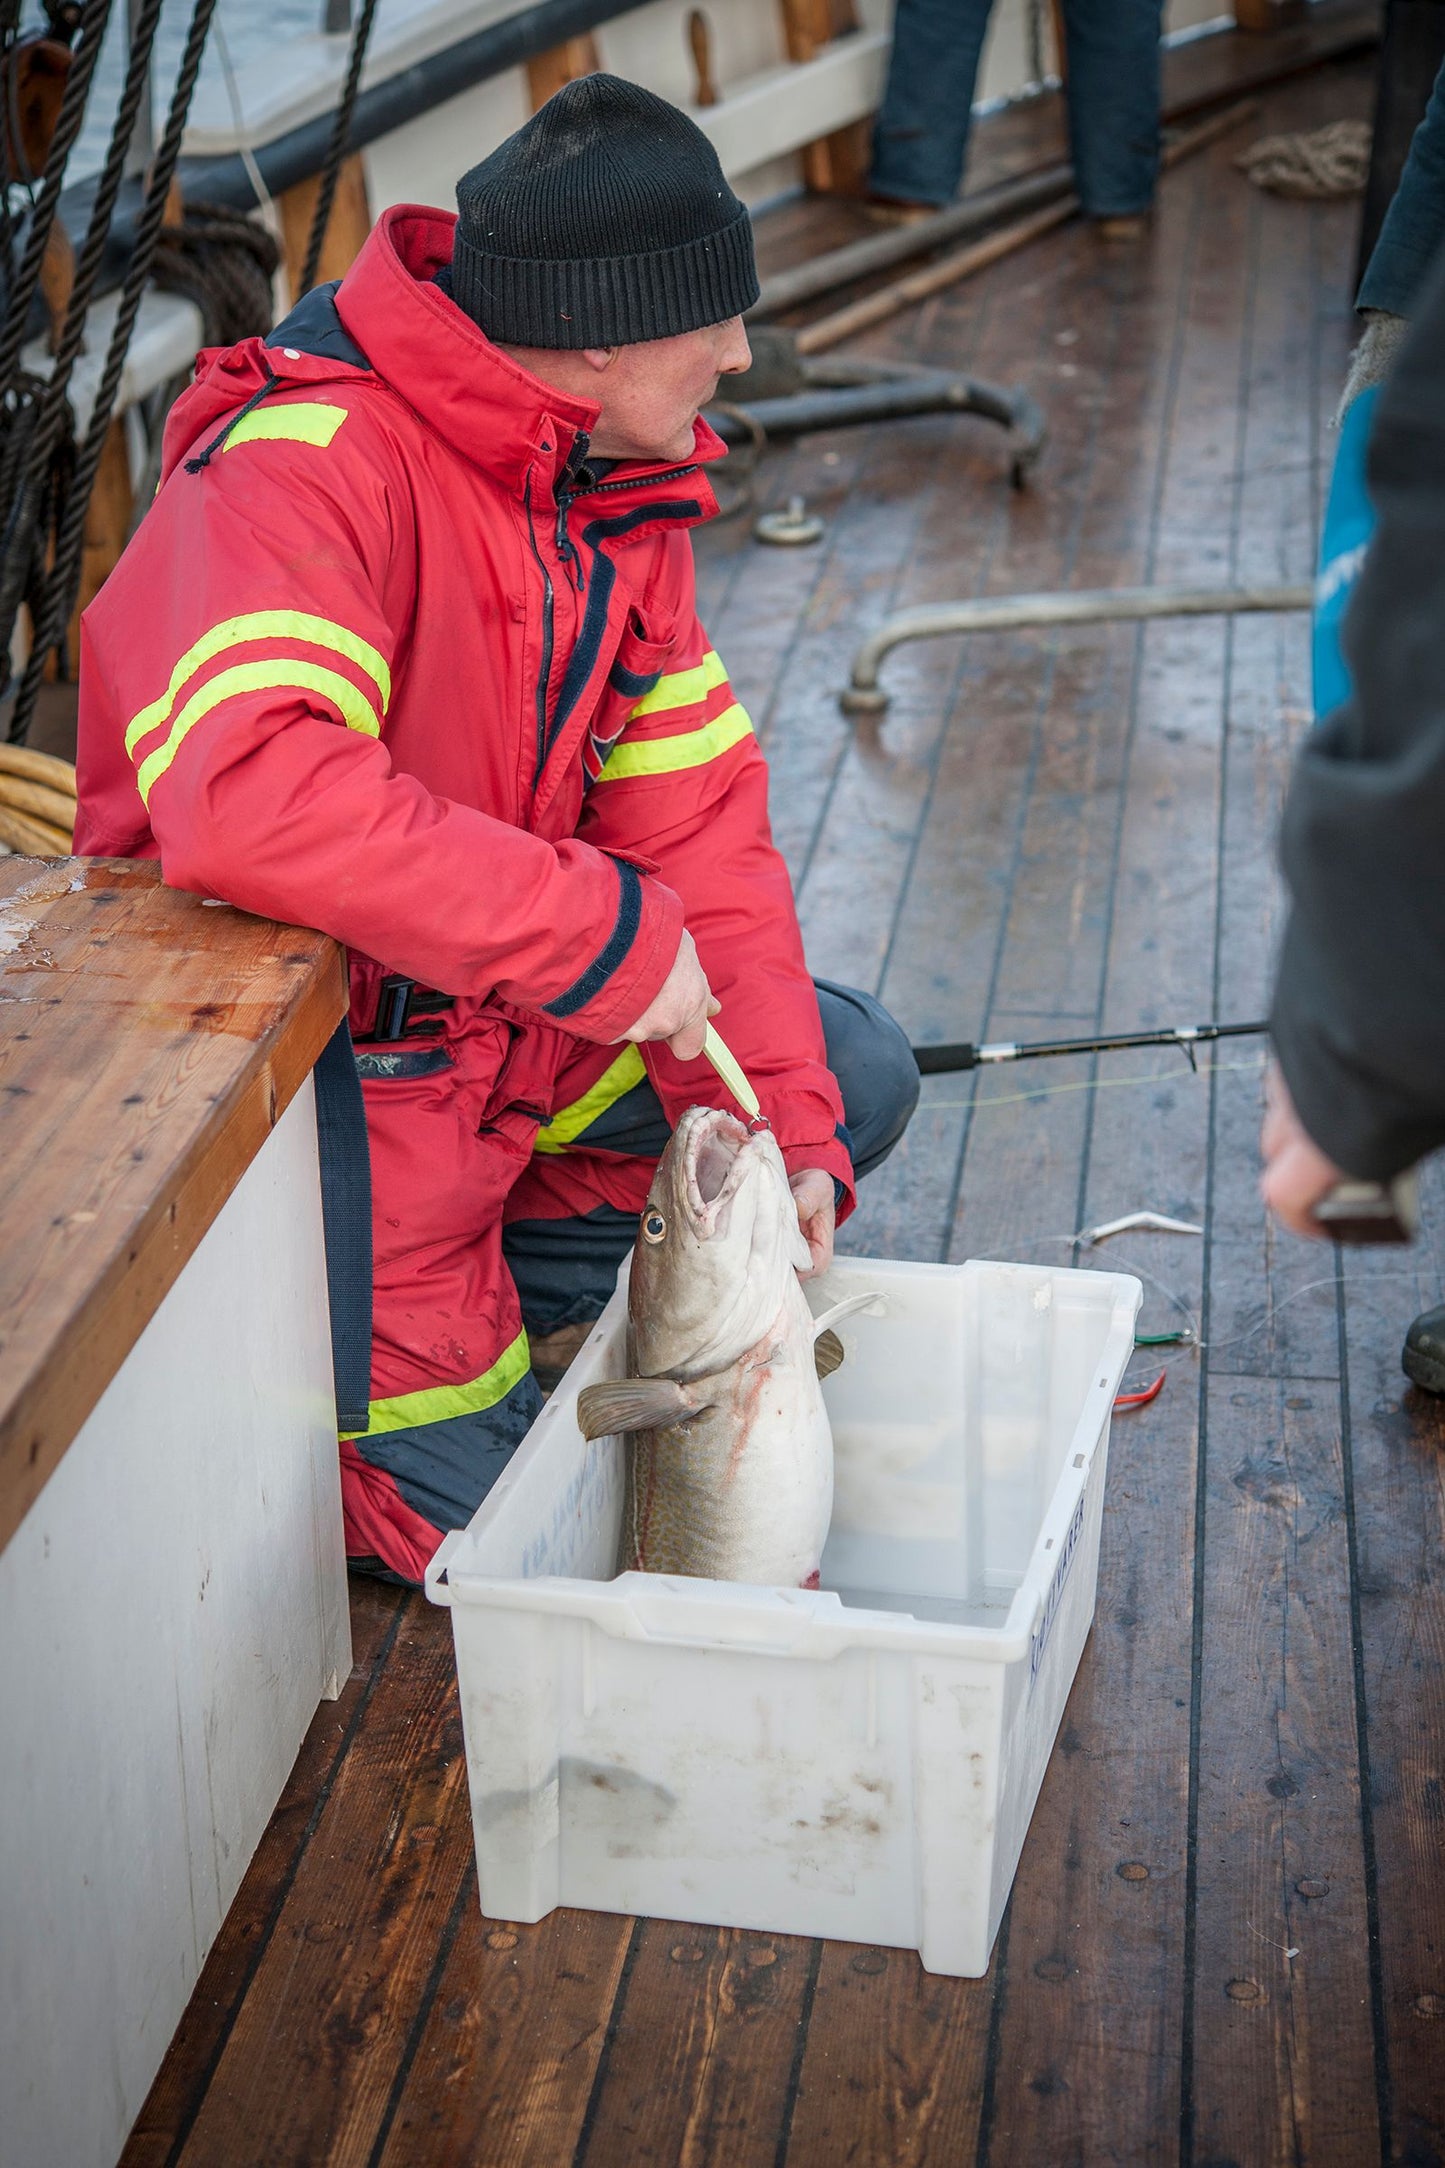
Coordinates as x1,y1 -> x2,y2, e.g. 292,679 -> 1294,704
426,1255 -> 1141,1977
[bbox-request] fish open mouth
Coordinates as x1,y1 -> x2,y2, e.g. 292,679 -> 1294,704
683,1107 -> 755,1227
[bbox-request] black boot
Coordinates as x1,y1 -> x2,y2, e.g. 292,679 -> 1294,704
1402,1304 -> 1445,1394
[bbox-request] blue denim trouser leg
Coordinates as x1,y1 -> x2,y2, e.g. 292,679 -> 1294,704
504,981 -> 921,1335
870,0 -> 994,207
869,0 -> 1161,215
1059,0 -> 1162,217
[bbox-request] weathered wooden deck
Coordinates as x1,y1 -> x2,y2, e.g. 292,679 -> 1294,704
121,41 -> 1445,2168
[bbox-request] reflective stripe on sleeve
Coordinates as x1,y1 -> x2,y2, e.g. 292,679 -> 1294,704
533,1043 -> 647,1154
627,647 -> 728,716
135,657 -> 383,805
222,402 -> 348,454
594,701 -> 754,784
342,1328 -> 533,1441
125,610 -> 392,760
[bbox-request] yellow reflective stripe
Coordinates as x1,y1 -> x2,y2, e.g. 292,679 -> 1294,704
628,647 -> 728,717
136,659 -> 382,805
124,610 -> 391,760
595,702 -> 754,784
222,402 -> 348,453
345,1329 -> 533,1440
533,1043 -> 647,1155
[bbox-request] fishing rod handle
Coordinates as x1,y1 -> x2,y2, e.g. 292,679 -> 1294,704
1310,1170 -> 1419,1246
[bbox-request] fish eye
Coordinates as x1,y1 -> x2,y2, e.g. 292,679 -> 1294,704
641,1208 -> 667,1244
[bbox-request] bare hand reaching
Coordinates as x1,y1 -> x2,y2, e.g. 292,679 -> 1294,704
1259,1064 -> 1346,1239
789,1167 -> 836,1279
620,929 -> 719,1061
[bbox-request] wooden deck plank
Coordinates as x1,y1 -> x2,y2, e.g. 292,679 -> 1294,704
1190,1379 -> 1381,2167
374,1901 -> 636,2168
167,1598 -> 473,2168
573,1921 -> 817,2168
782,1943 -> 992,2166
789,272 -> 1030,995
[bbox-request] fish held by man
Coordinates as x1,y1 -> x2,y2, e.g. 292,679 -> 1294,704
575,1104 -> 877,1587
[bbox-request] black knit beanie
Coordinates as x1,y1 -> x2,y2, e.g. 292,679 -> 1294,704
450,73 -> 758,348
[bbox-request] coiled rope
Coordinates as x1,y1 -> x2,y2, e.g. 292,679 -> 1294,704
1236,119 -> 1371,200
151,199 -> 278,346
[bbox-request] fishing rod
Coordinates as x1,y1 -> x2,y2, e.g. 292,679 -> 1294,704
908,1017 -> 1416,1242
911,1018 -> 1268,1075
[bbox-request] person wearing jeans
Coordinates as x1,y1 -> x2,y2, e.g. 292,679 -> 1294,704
870,0 -> 1164,219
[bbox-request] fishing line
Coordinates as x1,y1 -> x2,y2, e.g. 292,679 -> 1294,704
965,1238 -> 1429,1359
959,1234 -> 1201,1336
916,1052 -> 1267,1116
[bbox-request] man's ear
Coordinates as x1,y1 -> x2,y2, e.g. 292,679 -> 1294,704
580,346 -> 618,374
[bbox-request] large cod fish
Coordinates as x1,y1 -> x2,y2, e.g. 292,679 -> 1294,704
576,1105 -> 873,1587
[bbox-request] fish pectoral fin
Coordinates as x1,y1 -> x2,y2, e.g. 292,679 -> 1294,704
576,1377 -> 705,1439
814,1329 -> 846,1381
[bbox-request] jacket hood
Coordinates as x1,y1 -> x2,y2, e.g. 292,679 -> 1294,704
162,205 -> 729,511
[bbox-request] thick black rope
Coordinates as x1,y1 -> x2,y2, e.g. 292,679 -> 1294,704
0,0 -> 111,411
297,0 -> 379,299
0,0 -> 164,700
11,0 -> 221,745
0,0 -> 112,551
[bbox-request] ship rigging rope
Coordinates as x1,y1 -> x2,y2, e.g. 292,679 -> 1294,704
298,0 -> 379,299
0,0 -> 166,711
10,0 -> 223,747
0,0 -> 111,413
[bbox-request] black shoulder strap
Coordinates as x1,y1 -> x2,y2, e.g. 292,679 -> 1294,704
312,1019 -> 374,1434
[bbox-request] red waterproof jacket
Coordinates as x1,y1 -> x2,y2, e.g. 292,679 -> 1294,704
75,207 -> 852,1207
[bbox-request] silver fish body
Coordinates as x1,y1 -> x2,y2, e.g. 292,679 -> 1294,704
576,1105 -> 850,1588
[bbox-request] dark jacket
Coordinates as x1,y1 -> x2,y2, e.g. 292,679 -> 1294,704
1358,57 -> 1445,318
1272,250 -> 1445,1181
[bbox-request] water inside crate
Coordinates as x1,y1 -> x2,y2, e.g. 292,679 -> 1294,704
826,1581 -> 1020,1629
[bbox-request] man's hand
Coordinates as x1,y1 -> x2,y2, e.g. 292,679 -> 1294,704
620,929 -> 719,1061
789,1168 -> 836,1279
1260,1065 -> 1346,1239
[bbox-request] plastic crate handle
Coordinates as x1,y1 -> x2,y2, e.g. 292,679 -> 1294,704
423,1527 -> 466,1607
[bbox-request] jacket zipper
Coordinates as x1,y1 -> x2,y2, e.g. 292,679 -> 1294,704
523,473 -> 555,785
533,446 -> 704,787
553,429 -> 591,591
551,451 -> 702,548
579,461 -> 700,500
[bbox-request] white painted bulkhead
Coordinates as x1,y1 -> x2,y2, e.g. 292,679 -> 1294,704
0,1080 -> 349,2168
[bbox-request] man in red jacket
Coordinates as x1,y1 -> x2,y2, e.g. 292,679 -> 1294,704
74,76 -> 918,1584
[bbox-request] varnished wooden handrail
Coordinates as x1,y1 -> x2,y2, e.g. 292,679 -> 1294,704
0,857 -> 346,1555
